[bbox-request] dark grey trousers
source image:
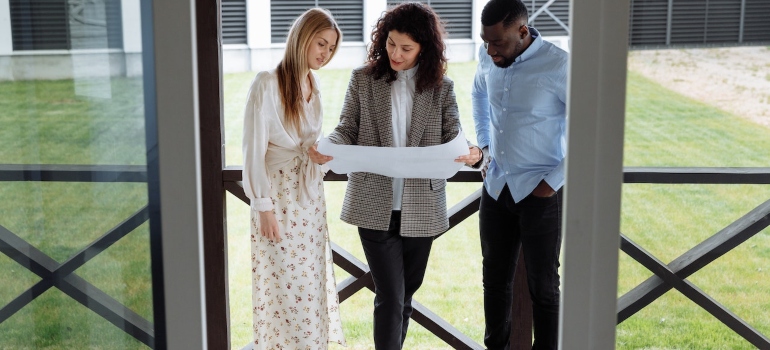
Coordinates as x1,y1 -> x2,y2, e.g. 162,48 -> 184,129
358,211 -> 434,350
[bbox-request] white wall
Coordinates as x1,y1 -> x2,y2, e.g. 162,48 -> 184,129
245,0 -> 271,72
363,0 -> 386,45
225,41 -> 479,72
3,50 -> 126,81
0,0 -> 488,79
0,0 -> 13,80
248,0 -> 271,48
122,0 -> 143,76
446,39 -> 477,63
545,36 -> 570,52
0,0 -> 139,80
0,0 -> 12,55
223,0 -> 483,73
472,0 -> 484,60
223,45 -> 251,73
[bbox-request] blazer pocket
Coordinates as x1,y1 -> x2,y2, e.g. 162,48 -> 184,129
430,179 -> 445,191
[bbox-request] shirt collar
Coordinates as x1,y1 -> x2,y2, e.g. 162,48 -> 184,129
397,64 -> 419,81
308,71 -> 321,95
515,26 -> 543,63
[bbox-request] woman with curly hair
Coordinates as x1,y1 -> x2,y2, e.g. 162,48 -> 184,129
312,2 -> 482,348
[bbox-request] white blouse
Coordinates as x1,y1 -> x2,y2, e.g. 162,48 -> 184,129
390,65 -> 417,210
242,70 -> 325,212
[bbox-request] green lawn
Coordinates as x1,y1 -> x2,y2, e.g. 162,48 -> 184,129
616,71 -> 770,349
0,60 -> 768,349
0,78 -> 151,348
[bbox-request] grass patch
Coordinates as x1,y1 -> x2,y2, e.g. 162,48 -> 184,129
624,72 -> 770,167
0,77 -> 150,349
0,78 -> 146,165
617,72 -> 770,349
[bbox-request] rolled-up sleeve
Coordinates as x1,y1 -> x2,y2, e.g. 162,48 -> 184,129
242,72 -> 274,212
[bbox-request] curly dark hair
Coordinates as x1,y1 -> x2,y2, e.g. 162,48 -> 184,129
366,2 -> 447,93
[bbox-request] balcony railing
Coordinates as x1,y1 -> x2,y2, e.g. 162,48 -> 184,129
1,165 -> 768,349
0,164 -> 153,348
222,166 -> 770,349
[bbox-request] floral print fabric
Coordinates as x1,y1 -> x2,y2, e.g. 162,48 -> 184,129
251,161 -> 346,349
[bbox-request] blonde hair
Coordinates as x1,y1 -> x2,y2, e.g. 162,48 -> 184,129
276,8 -> 341,133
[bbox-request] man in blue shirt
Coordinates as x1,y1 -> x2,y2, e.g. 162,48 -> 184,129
472,0 -> 568,349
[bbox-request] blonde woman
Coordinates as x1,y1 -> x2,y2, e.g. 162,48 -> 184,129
242,8 -> 346,349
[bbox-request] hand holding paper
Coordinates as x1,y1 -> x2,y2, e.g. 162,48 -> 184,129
317,131 -> 469,179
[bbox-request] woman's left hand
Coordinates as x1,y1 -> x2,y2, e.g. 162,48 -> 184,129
308,143 -> 333,165
455,146 -> 483,166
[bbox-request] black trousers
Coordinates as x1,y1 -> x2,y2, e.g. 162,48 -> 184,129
358,211 -> 434,350
480,185 -> 563,350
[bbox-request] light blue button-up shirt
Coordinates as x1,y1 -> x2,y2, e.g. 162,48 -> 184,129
472,27 -> 568,202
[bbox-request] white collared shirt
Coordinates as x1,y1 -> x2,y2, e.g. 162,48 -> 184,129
242,70 -> 324,211
391,65 -> 417,210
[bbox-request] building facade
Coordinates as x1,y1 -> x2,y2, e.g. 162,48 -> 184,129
0,0 -> 143,80
0,0 -> 577,80
2,0 -> 767,80
223,0 -> 482,72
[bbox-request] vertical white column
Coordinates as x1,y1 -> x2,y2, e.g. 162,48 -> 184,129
121,0 -> 143,77
247,0 -> 271,71
363,0 -> 387,45
0,0 -> 13,55
145,0 -> 207,348
248,0 -> 270,48
472,0 -> 485,59
559,0 -> 630,348
122,0 -> 143,53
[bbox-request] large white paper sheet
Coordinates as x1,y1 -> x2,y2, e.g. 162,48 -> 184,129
318,131 -> 469,179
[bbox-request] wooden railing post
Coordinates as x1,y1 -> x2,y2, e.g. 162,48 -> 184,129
510,248 -> 533,349
196,0 -> 229,348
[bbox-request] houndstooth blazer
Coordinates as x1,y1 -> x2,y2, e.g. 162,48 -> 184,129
328,66 -> 463,237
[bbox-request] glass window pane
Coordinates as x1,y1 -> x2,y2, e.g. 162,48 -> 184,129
0,0 -> 154,348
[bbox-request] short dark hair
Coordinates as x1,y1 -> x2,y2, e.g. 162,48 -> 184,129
481,0 -> 528,28
366,2 -> 447,93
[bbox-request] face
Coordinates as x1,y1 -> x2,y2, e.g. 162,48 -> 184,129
386,30 -> 421,71
306,28 -> 338,70
480,20 -> 528,68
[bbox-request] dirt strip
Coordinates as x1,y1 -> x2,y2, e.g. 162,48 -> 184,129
627,46 -> 770,128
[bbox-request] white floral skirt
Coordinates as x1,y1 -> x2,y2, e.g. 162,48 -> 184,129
250,161 -> 346,350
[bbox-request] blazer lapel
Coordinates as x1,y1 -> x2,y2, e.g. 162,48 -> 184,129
407,87 -> 434,147
372,76 -> 394,147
